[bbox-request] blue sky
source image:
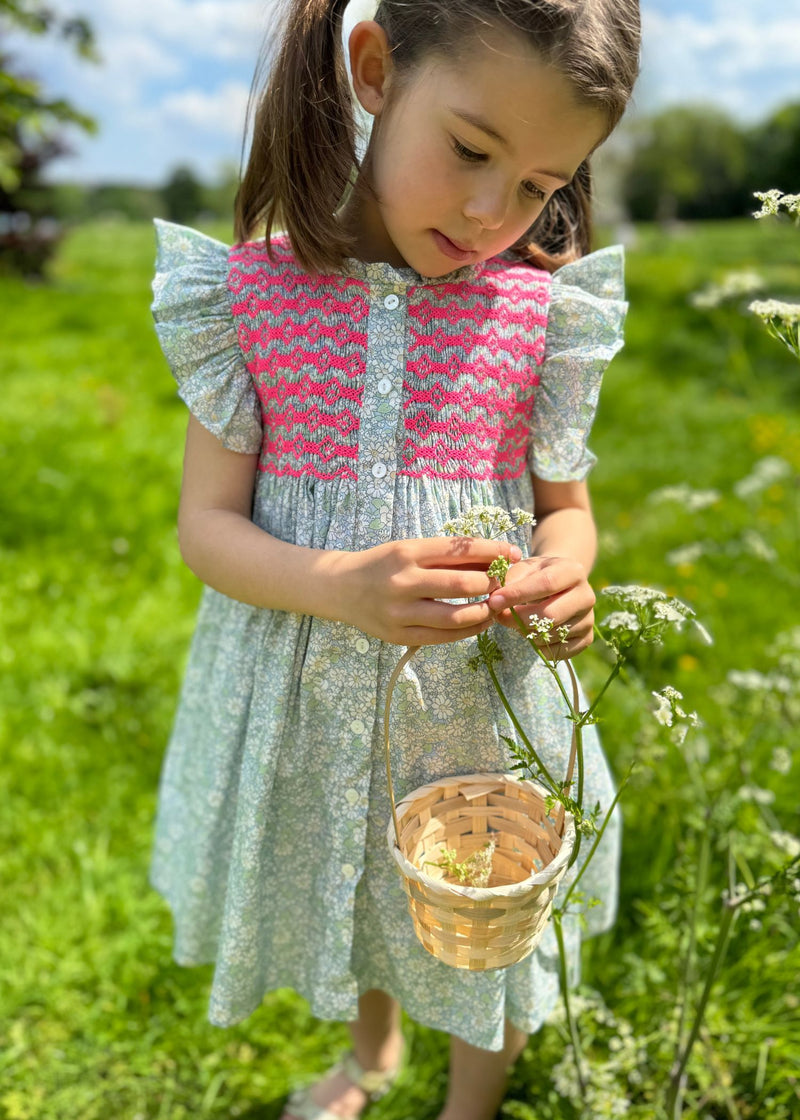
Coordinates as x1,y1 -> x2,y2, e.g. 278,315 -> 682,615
7,0 -> 800,186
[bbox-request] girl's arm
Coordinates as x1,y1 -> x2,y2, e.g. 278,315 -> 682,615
176,416 -> 520,646
486,476 -> 597,659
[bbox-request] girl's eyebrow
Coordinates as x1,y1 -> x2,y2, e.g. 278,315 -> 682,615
447,106 -> 572,184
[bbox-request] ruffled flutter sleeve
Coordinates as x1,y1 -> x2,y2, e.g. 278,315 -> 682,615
528,244 -> 628,481
151,219 -> 262,453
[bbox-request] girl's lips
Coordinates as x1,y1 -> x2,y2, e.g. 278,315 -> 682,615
432,229 -> 478,262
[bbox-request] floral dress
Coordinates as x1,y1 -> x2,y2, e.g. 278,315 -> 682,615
148,220 -> 628,1051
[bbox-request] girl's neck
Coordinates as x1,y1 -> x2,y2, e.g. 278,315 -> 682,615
337,181 -> 407,269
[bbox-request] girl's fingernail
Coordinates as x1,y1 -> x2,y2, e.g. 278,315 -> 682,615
510,546 -> 522,561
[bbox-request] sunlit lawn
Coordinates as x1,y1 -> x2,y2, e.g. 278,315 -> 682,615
0,216 -> 798,1119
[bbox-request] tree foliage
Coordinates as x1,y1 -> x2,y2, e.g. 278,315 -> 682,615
621,101 -> 800,223
0,0 -> 98,273
161,165 -> 205,225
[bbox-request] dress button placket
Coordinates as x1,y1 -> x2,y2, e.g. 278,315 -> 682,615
354,282 -> 406,549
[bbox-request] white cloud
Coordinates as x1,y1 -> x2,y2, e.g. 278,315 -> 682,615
640,4 -> 800,119
159,80 -> 252,137
53,0 -> 269,61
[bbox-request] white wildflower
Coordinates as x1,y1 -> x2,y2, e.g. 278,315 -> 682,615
728,669 -> 771,691
753,189 -> 800,220
770,747 -> 792,775
728,668 -> 792,693
733,455 -> 792,500
652,686 -> 700,744
689,270 -> 764,309
666,542 -> 706,566
602,585 -> 667,606
441,505 -> 535,540
649,484 -> 721,511
749,299 -> 800,323
737,785 -> 776,806
741,529 -> 778,562
653,599 -> 694,625
602,611 -> 640,633
749,300 -> 800,359
652,690 -> 674,727
770,831 -> 800,859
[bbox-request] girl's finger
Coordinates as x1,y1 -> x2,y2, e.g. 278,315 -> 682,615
420,537 -> 523,566
410,569 -> 497,599
400,619 -> 494,647
537,634 -> 593,660
410,598 -> 495,630
486,564 -> 587,612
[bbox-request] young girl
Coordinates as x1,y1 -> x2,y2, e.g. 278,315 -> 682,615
149,1 -> 640,1117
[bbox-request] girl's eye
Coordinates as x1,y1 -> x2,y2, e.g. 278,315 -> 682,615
522,181 -> 547,202
452,138 -> 548,203
452,139 -> 485,163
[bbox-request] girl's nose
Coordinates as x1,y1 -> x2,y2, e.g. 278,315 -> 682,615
462,181 -> 509,231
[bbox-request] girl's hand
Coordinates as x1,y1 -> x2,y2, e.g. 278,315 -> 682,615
486,555 -> 595,660
338,537 -> 522,646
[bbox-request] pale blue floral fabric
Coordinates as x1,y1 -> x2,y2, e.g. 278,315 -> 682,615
148,221 -> 628,1051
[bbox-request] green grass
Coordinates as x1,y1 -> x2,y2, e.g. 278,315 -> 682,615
1,217 -> 799,1119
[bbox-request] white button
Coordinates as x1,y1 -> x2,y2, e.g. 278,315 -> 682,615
355,637 -> 370,654
371,461 -> 388,479
377,377 -> 392,395
350,719 -> 365,734
345,789 -> 360,806
383,293 -> 400,310
341,863 -> 356,879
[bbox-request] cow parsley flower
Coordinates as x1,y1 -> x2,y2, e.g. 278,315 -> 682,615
753,189 -> 800,220
749,299 -> 800,360
690,270 -> 764,310
649,484 -> 721,511
651,686 -> 700,745
600,585 -> 710,647
441,505 -> 535,540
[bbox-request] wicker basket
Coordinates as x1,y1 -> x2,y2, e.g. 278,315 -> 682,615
384,646 -> 577,971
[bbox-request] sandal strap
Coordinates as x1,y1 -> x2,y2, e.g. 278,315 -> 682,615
285,1047 -> 403,1120
340,1050 -> 401,1099
285,1086 -> 343,1120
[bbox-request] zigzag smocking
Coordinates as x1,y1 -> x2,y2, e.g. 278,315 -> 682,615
399,262 -> 551,481
229,237 -> 368,480
227,236 -> 553,482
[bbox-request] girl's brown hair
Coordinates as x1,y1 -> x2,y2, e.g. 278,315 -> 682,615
235,0 -> 640,274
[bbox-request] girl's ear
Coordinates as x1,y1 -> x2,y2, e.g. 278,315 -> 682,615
347,20 -> 393,116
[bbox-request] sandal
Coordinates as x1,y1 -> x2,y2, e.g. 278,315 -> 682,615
284,1048 -> 402,1120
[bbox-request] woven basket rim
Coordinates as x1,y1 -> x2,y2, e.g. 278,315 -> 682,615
386,771 -> 576,901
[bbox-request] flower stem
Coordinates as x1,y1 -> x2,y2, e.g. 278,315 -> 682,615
508,606 -> 577,715
664,896 -> 738,1116
557,762 -> 634,913
673,813 -> 711,1070
553,911 -> 587,1100
581,656 -> 625,727
482,648 -> 558,792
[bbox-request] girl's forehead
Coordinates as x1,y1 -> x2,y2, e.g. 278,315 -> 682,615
399,34 -> 607,173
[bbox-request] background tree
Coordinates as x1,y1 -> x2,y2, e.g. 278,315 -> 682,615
0,0 -> 98,274
747,102 -> 800,197
161,165 -> 204,225
622,105 -> 750,223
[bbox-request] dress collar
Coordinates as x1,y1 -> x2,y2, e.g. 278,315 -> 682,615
341,254 -> 482,288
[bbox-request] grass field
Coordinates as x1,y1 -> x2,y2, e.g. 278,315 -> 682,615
1,216 -> 799,1119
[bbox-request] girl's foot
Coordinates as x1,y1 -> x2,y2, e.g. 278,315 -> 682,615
281,1037 -> 404,1120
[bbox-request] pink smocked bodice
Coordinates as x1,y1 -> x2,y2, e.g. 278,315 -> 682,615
227,235 -> 552,483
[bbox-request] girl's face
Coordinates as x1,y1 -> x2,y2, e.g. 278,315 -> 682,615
346,24 -> 607,276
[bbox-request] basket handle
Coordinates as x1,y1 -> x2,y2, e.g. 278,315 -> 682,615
383,643 -> 580,849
